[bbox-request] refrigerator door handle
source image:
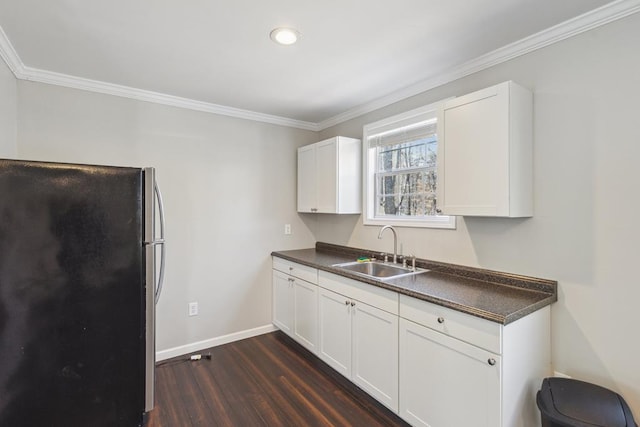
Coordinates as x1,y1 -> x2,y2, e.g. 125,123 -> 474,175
143,167 -> 165,413
154,180 -> 166,305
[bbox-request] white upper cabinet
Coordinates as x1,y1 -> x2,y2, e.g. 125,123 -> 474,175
297,144 -> 317,213
297,136 -> 361,214
437,81 -> 533,217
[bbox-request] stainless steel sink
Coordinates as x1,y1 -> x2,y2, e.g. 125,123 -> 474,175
332,261 -> 427,280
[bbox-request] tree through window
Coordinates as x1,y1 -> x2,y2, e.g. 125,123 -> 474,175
375,125 -> 437,217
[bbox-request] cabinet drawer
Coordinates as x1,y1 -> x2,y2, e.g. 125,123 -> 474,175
399,294 -> 502,354
273,258 -> 318,284
319,271 -> 398,315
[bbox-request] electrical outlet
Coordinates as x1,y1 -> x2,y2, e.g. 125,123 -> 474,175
284,224 -> 292,235
188,302 -> 198,316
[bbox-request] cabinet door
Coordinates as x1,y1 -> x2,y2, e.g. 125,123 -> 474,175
352,300 -> 399,412
272,270 -> 294,335
315,138 -> 337,213
438,81 -> 532,217
297,144 -> 317,212
318,287 -> 351,378
399,318 -> 501,427
438,84 -> 509,216
293,278 -> 318,354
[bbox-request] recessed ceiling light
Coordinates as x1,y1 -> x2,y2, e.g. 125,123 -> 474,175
270,27 -> 300,45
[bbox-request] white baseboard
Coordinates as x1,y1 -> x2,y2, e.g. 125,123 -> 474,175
553,371 -> 572,379
156,324 -> 278,362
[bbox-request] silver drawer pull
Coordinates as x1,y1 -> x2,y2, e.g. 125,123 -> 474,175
488,358 -> 496,366
437,317 -> 445,324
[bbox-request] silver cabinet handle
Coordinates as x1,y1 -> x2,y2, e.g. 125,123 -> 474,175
437,317 -> 445,324
345,300 -> 349,305
350,301 -> 356,307
488,358 -> 496,366
154,180 -> 166,305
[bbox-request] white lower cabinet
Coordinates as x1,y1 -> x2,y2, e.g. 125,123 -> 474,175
292,278 -> 318,353
272,259 -> 318,354
273,258 -> 550,427
399,318 -> 500,427
318,272 -> 399,412
399,294 -> 550,427
317,287 -> 351,376
272,269 -> 294,335
351,296 -> 398,411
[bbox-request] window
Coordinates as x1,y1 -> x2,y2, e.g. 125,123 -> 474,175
363,102 -> 455,229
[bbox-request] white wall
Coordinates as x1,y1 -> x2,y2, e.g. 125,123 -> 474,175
0,57 -> 17,157
16,81 -> 318,354
316,14 -> 640,413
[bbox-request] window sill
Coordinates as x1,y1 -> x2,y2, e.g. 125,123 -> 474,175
363,216 -> 456,229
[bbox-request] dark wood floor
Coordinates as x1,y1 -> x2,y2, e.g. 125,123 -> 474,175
147,331 -> 410,427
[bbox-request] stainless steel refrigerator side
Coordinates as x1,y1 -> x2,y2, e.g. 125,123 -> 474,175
143,167 -> 156,413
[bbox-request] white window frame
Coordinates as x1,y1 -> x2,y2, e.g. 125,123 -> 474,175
363,102 -> 456,229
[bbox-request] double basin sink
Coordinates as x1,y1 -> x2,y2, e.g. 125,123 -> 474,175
332,260 -> 427,281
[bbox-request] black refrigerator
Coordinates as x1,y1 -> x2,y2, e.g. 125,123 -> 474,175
0,159 -> 166,426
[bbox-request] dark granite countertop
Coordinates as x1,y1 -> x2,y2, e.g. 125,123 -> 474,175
272,242 -> 557,325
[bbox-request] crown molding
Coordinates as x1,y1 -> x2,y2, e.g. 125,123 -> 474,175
0,29 -> 318,132
0,25 -> 24,77
17,66 -> 319,131
317,0 -> 640,130
2,0 -> 639,132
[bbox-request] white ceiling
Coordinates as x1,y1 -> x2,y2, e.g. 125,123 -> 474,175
0,0 -> 630,128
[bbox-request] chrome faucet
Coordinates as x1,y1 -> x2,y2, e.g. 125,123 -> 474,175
378,225 -> 398,264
